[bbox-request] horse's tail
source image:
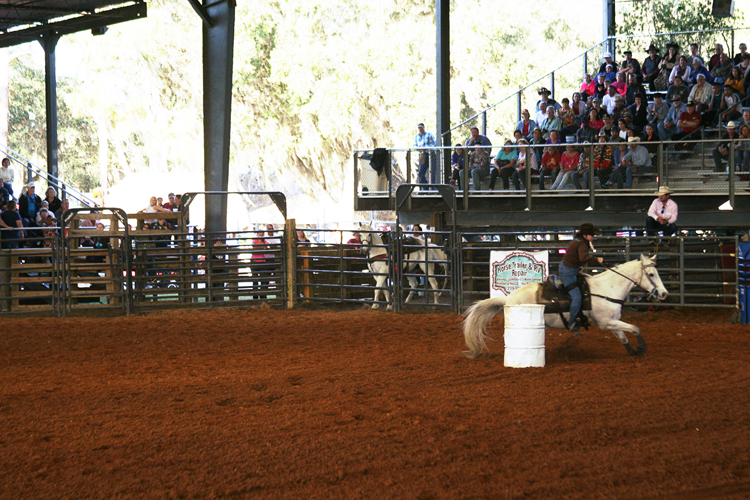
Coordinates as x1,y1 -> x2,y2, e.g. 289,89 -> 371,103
462,295 -> 508,359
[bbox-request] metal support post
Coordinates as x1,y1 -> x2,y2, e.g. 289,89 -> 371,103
481,111 -> 487,137
202,0 -> 236,234
550,73 -> 555,100
729,141 -> 736,207
657,142 -> 664,187
517,91 -> 522,124
436,0 -> 450,184
285,218 -> 296,309
40,33 -> 60,190
588,143 -> 595,208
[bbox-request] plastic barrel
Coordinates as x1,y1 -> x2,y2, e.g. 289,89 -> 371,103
503,304 -> 546,368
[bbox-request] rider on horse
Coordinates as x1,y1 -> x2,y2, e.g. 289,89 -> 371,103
559,223 -> 605,333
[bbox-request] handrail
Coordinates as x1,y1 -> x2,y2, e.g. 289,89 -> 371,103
445,26 -> 750,138
0,144 -> 98,208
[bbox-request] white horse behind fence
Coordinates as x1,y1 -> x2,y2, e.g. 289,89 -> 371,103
463,254 -> 668,357
361,229 -> 447,310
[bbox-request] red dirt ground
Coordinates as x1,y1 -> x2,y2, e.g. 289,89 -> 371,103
1,306 -> 749,499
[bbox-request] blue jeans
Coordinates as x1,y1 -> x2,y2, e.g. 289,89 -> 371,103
417,161 -> 429,184
559,262 -> 581,327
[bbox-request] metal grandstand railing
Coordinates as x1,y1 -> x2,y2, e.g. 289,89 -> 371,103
446,26 -> 750,141
0,144 -> 98,208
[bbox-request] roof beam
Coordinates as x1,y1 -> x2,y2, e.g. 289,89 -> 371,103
0,2 -> 146,49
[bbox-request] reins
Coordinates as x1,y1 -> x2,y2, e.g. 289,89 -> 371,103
593,260 -> 659,303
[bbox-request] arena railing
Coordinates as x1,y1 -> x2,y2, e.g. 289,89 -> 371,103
444,26 -> 750,142
356,137 -> 750,204
457,230 -> 739,312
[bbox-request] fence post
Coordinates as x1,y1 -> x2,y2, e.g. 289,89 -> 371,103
729,141 -> 736,207
286,218 -> 296,309
517,90 -> 522,124
481,111 -> 487,137
583,51 -> 588,77
550,72 -> 555,100
657,142 -> 664,187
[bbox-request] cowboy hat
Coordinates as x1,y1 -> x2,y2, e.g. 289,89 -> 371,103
646,43 -> 661,53
578,223 -> 602,236
538,87 -> 551,95
654,186 -> 674,196
628,136 -> 641,143
727,121 -> 738,129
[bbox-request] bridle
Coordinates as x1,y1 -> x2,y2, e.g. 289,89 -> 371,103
605,259 -> 661,300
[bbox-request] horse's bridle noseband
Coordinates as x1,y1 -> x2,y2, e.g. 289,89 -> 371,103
608,260 -> 661,300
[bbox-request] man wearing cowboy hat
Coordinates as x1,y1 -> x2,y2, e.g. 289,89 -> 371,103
598,51 -> 618,74
559,223 -> 604,334
712,121 -> 740,172
647,186 -> 678,240
536,87 -> 560,112
642,44 -> 662,89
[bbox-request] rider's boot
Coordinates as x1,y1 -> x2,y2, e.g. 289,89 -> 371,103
569,318 -> 582,336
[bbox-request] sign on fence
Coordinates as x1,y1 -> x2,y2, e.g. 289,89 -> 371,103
489,250 -> 549,298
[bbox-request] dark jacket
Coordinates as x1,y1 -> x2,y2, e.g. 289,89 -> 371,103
562,237 -> 598,268
19,192 -> 42,221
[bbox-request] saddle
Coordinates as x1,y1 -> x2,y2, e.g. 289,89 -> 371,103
536,275 -> 592,329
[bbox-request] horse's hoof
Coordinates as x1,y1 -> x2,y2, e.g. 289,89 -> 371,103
371,304 -> 379,310
386,305 -> 393,311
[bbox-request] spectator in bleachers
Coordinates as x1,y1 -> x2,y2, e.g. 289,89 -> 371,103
577,116 -> 598,144
512,130 -> 524,144
0,179 -> 10,205
601,113 -> 615,137
725,66 -> 745,97
585,108 -> 604,132
616,118 -> 630,141
580,74 -> 596,100
539,106 -> 562,135
669,56 -> 691,85
549,139 -> 579,190
163,193 -> 176,210
546,129 -> 562,152
44,187 -> 61,216
534,101 -> 548,126
467,138 -> 491,191
55,198 -> 69,220
449,144 -> 464,187
570,92 -> 587,125
19,182 -> 41,227
741,109 -> 750,128
414,122 -> 436,185
702,82 -> 724,125
629,93 -> 649,134
739,53 -> 750,80
594,74 -> 607,99
590,97 -> 606,119
465,126 -> 492,151
596,65 -> 617,84
710,53 -> 733,83
612,72 -> 627,97
612,141 -> 628,167
618,49 -> 641,81
658,95 -> 686,140
515,109 -> 537,139
642,44 -> 662,90
539,144 -> 561,190
598,51 -> 618,74
0,200 -> 23,249
688,73 -> 712,112
719,85 -> 742,123
642,124 -> 661,165
686,43 -> 704,67
536,87 -> 560,112
602,85 -> 619,115
666,75 -> 689,103
139,195 -> 171,226
489,140 -> 517,191
735,124 -> 750,171
611,96 -> 632,129
712,121 -> 739,172
734,43 -> 748,65
36,201 -> 55,223
625,73 -> 646,105
38,209 -> 57,248
671,100 -> 703,154
529,127 -> 545,162
687,59 -> 713,86
558,98 -> 577,141
606,136 -> 652,189
708,43 -> 724,71
511,139 -> 537,190
578,132 -> 614,189
654,43 -> 680,90
0,158 -> 14,198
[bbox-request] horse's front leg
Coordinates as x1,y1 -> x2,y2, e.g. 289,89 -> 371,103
404,276 -> 417,303
426,271 -> 440,304
602,318 -> 647,356
372,274 -> 387,310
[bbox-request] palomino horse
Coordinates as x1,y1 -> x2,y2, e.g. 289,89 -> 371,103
463,254 -> 668,357
361,230 -> 447,310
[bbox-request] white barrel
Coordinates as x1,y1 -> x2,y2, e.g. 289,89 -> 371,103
503,304 -> 546,368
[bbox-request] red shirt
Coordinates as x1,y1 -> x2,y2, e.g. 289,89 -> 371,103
678,110 -> 702,133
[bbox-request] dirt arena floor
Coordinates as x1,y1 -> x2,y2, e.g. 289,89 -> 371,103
1,305 -> 749,499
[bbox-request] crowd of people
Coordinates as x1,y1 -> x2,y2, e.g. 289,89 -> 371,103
415,42 -> 750,191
